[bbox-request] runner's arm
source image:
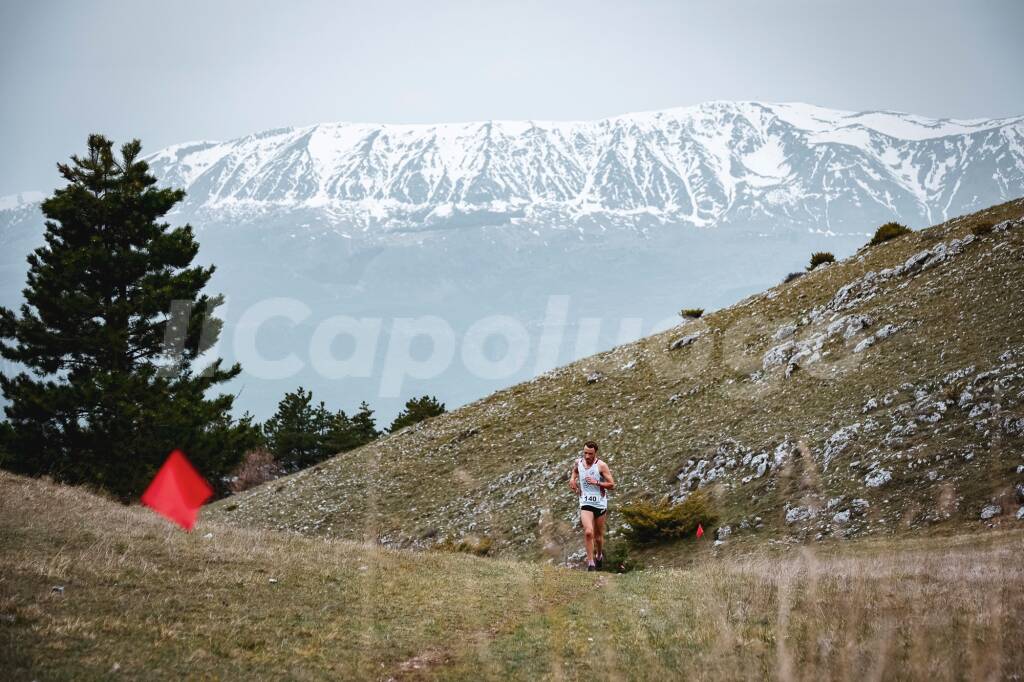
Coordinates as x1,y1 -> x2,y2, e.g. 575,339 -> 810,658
597,461 -> 615,491
568,463 -> 580,493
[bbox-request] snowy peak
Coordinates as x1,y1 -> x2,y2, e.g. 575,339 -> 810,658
134,102 -> 1024,233
0,191 -> 45,212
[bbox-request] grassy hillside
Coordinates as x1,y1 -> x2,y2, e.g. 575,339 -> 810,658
2,471 -> 1023,680
210,200 -> 1024,563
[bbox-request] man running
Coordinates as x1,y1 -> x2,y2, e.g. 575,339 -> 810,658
568,441 -> 616,571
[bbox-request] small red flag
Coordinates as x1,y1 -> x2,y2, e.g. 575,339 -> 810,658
696,523 -> 704,538
141,450 -> 213,531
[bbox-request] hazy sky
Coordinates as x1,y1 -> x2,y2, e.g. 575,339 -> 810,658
2,0 -> 1022,196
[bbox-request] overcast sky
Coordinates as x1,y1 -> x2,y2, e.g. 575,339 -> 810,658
2,0 -> 1022,196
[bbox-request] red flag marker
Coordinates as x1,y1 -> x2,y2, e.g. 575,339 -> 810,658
696,523 -> 704,539
141,450 -> 213,531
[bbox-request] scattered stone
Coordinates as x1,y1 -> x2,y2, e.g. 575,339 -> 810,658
268,578 -> 279,584
853,337 -> 875,353
864,469 -> 892,488
832,509 -> 851,525
716,525 -> 732,541
585,371 -> 604,384
874,323 -> 901,340
669,333 -> 702,350
51,586 -> 64,595
763,340 -> 797,369
1017,507 -> 1024,521
785,506 -> 815,524
774,324 -> 797,341
979,505 -> 1001,521
863,398 -> 878,413
822,424 -> 860,469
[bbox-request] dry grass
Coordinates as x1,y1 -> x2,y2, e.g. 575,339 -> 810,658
2,471 -> 1022,680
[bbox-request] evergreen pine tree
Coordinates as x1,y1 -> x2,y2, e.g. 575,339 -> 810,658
0,135 -> 259,499
350,401 -> 380,444
388,395 -> 446,432
322,401 -> 379,455
262,387 -> 328,471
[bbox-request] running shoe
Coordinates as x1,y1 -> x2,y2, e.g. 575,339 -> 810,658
595,553 -> 603,570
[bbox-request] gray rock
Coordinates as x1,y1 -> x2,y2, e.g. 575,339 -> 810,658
979,504 -> 1001,520
763,340 -> 797,369
669,333 -> 702,351
1017,507 -> 1024,521
585,371 -> 604,384
864,469 -> 892,488
716,525 -> 732,541
874,323 -> 901,340
785,506 -> 815,524
822,424 -> 861,469
853,337 -> 875,353
832,509 -> 851,525
774,324 -> 797,341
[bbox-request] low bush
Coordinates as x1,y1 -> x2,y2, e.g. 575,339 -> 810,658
228,448 -> 283,493
599,540 -> 642,573
869,221 -> 912,246
807,251 -> 835,271
437,535 -> 493,556
679,308 -> 704,319
619,491 -> 717,546
783,271 -> 805,284
971,221 -> 994,237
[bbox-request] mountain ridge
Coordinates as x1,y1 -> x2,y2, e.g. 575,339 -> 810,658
140,101 -> 1024,234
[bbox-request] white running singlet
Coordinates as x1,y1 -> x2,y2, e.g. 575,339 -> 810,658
577,458 -> 608,510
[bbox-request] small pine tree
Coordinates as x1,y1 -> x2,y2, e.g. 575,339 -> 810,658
0,135 -> 258,499
389,395 -> 446,432
322,402 -> 379,455
869,221 -> 912,246
679,308 -> 704,319
263,388 -> 331,471
807,251 -> 835,271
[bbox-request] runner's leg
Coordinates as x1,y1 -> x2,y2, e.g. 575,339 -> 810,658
580,509 -> 596,565
594,512 -> 606,560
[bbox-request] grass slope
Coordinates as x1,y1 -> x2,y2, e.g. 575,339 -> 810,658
2,471 -> 1023,680
211,200 -> 1024,563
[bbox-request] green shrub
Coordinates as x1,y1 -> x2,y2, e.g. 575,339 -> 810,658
599,540 -> 642,573
971,221 -> 994,237
437,535 -> 492,556
869,221 -> 912,246
807,251 -> 835,271
783,271 -> 804,284
620,491 -> 717,546
679,308 -> 704,319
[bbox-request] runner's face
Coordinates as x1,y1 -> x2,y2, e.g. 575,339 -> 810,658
583,447 -> 596,464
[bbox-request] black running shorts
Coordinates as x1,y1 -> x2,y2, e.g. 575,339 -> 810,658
580,505 -> 607,518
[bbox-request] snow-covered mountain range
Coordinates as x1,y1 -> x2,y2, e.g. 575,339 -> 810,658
144,101 -> 1024,235
2,102 -> 1023,422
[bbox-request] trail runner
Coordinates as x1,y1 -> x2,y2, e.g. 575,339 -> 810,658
568,441 -> 616,571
